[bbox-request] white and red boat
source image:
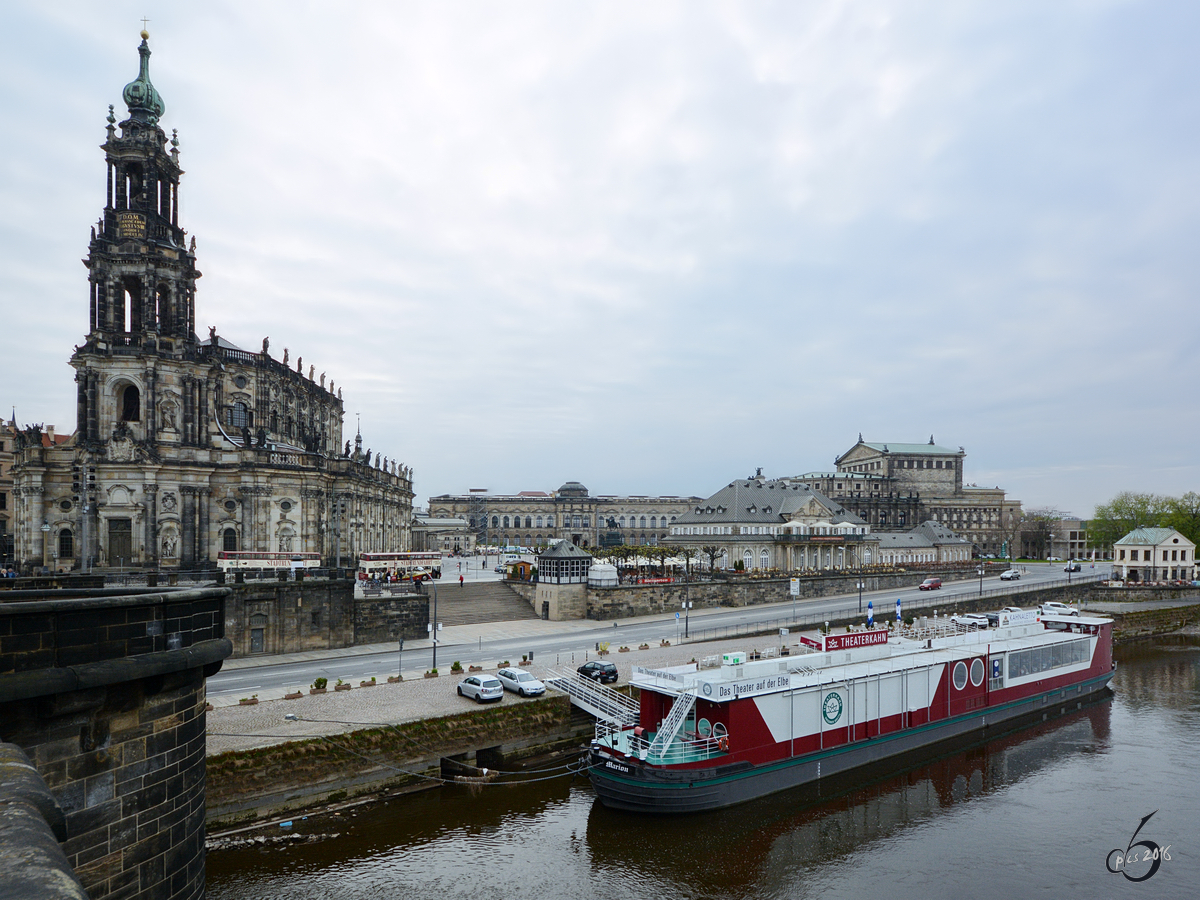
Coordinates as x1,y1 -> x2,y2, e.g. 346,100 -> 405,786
582,610 -> 1115,813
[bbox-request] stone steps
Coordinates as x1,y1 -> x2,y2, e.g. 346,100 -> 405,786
425,580 -> 540,626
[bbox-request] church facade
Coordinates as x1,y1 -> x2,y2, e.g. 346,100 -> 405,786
10,33 -> 412,573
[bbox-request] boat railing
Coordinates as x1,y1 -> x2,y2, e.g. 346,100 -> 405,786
595,722 -> 727,764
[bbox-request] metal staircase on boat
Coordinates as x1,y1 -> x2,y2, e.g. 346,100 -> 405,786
646,689 -> 698,761
544,670 -> 639,727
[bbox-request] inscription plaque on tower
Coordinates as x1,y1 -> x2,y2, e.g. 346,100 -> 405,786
116,211 -> 145,239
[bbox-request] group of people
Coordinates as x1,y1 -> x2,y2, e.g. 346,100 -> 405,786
1,566 -> 19,578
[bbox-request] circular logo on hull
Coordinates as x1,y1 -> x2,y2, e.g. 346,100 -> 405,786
822,691 -> 843,725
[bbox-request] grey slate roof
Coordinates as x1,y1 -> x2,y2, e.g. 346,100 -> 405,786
909,521 -> 971,545
674,478 -> 865,526
538,540 -> 592,559
876,521 -> 968,549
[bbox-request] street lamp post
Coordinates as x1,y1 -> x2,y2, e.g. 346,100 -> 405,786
398,636 -> 404,681
857,579 -> 864,614
430,577 -> 440,671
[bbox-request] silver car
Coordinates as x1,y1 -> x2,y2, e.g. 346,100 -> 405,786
495,668 -> 546,697
457,675 -> 504,703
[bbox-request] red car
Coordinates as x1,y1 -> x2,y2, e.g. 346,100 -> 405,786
918,577 -> 942,591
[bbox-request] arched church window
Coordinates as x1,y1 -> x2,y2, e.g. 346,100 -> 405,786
223,528 -> 237,552
58,529 -> 74,559
503,516 -> 510,528
491,516 -> 499,528
120,384 -> 141,422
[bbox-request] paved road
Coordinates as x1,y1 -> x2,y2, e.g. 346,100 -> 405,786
208,562 -> 1103,703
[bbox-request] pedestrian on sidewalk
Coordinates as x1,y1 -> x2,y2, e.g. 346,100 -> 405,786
459,574 -> 464,588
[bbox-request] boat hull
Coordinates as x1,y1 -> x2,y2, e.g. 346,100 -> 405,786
588,669 -> 1114,814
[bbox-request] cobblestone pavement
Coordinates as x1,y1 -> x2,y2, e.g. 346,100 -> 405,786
205,633 -> 799,756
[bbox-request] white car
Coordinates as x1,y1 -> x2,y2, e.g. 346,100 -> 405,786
1000,569 -> 1021,581
951,613 -> 990,629
495,668 -> 546,697
457,675 -> 504,703
1039,601 -> 1079,617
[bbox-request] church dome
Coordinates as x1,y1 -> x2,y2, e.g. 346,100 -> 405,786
122,32 -> 165,123
556,481 -> 589,497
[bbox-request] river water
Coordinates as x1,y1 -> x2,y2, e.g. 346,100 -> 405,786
207,636 -> 1198,899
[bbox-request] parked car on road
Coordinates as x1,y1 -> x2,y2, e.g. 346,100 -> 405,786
457,675 -> 504,703
1000,569 -> 1021,581
951,613 -> 990,629
918,578 -> 942,591
496,668 -> 546,697
578,661 -> 618,684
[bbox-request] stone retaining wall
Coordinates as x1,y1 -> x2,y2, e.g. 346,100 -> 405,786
222,580 -> 430,658
205,697 -> 590,828
587,570 -> 980,620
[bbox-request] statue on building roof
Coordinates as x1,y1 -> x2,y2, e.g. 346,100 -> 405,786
262,336 -> 269,356
282,348 -> 289,366
319,372 -> 325,389
297,356 -> 302,373
309,364 -> 314,380
208,325 -> 216,343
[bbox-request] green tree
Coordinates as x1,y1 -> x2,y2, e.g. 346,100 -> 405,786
1163,492 -> 1200,545
1089,492 -> 1170,549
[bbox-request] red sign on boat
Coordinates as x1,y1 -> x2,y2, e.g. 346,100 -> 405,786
824,629 -> 890,651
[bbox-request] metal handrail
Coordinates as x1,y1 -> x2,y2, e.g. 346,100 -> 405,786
679,573 -> 1108,644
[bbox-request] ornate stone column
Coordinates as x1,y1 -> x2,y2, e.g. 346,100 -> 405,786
143,482 -> 158,568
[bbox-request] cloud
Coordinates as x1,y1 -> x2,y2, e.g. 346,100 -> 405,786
1,0 -> 1197,518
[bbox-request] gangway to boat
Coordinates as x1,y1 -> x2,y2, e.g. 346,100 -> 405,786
544,670 -> 639,728
646,689 -> 697,761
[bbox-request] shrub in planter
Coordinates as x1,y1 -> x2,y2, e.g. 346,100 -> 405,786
424,668 -> 438,678
312,677 -> 328,691
284,691 -> 303,700
638,643 -> 650,650
451,661 -> 463,673
387,675 -> 401,683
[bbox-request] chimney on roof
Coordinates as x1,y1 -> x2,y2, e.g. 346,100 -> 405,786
47,425 -> 54,443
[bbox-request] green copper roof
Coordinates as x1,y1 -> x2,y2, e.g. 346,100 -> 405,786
122,31 -> 165,123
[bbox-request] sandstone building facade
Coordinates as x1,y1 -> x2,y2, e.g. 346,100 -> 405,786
793,436 -> 1022,555
429,482 -> 701,550
10,34 -> 412,573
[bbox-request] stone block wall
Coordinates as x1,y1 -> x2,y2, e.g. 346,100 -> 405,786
354,595 -> 430,643
224,579 -> 354,658
0,588 -> 231,900
586,571 -> 978,620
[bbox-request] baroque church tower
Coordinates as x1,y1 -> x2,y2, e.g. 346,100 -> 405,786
11,32 -> 413,574
77,31 -> 201,447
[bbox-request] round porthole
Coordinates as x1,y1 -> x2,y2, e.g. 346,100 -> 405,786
970,658 -> 985,687
60,499 -> 73,512
953,661 -> 969,691
224,500 -> 237,512
697,718 -> 712,737
234,375 -> 248,389
280,500 -> 293,512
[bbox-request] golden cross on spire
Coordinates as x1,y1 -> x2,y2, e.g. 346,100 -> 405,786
142,16 -> 151,30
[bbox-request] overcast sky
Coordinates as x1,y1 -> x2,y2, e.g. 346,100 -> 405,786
2,2 -> 1197,517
